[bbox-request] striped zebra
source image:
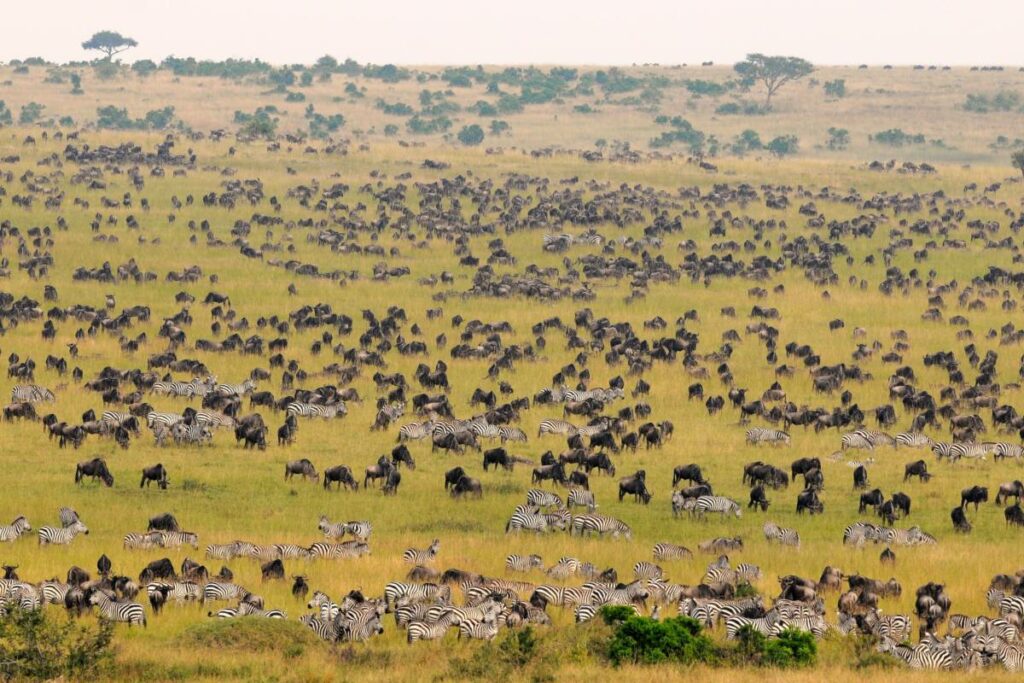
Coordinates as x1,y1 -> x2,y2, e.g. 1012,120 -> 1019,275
394,601 -> 433,628
274,544 -> 310,559
576,424 -> 609,438
299,614 -> 340,641
876,637 -> 952,669
506,554 -> 543,572
158,531 -> 199,549
773,616 -> 829,638
773,599 -> 824,618
505,511 -> 549,533
633,561 -> 664,580
89,590 -> 146,627
124,531 -> 165,550
384,582 -> 451,607
38,520 -> 88,545
100,410 -> 135,427
402,539 -> 440,564
151,377 -> 214,398
575,603 -> 639,623
746,428 -> 790,446
840,431 -> 875,450
526,489 -> 563,508
317,516 -> 348,539
373,403 -> 405,430
895,432 -> 934,449
205,541 -> 246,560
858,429 -> 896,447
652,543 -> 692,561
286,402 -> 346,419
998,595 -> 1024,619
337,604 -> 385,642
976,635 -> 1024,671
703,563 -> 761,585
237,601 -> 286,618
147,581 -> 201,603
762,521 -> 800,547
693,496 -> 743,519
171,422 -> 213,446
543,233 -> 575,250
842,521 -> 882,546
538,419 -> 578,437
457,617 -> 499,640
862,610 -> 912,642
147,411 -> 184,429
930,442 -> 955,459
499,427 -> 528,443
544,508 -> 571,531
397,422 -> 434,441
39,580 -> 70,605
214,380 -> 257,397
58,507 -> 81,527
567,488 -> 597,511
876,526 -> 935,546
344,521 -> 372,541
569,514 -> 632,539
192,411 -> 236,429
725,612 -> 781,639
203,582 -> 250,602
995,443 -> 1024,461
949,442 -> 996,461
546,557 -> 581,580
11,384 -> 55,403
307,591 -> 340,621
407,620 -> 449,643
0,516 -> 30,542
209,608 -> 239,618
308,541 -> 370,559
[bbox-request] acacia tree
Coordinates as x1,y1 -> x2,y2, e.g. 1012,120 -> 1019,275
82,31 -> 138,61
734,54 -> 814,109
1013,150 -> 1024,180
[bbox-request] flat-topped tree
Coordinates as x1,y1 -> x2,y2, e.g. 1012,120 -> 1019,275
82,31 -> 138,61
1013,150 -> 1024,180
734,53 -> 814,110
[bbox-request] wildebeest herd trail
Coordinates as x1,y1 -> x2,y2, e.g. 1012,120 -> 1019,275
1,96 -> 1024,680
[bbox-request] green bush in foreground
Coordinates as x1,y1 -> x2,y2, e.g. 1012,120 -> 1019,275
606,611 -> 716,666
0,609 -> 113,681
735,625 -> 817,668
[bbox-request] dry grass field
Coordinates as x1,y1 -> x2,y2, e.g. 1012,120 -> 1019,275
0,60 -> 1023,681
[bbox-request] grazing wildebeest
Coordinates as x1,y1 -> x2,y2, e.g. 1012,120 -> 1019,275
532,462 -> 566,486
859,488 -> 884,513
951,506 -> 972,533
75,458 -> 114,487
432,432 -> 463,454
960,485 -> 988,511
581,453 -> 615,476
996,480 -> 1024,505
323,465 -> 358,491
450,475 -> 483,499
285,459 -> 318,482
364,456 -> 394,488
444,466 -> 467,491
568,471 -> 589,489
292,576 -> 308,601
618,471 -> 651,504
140,463 -> 168,489
890,492 -> 911,517
261,559 -> 285,581
148,513 -> 180,532
673,464 -> 705,487
903,460 -> 930,482
748,485 -> 769,511
853,464 -> 869,489
791,457 -> 821,480
483,447 -> 513,471
1005,504 -> 1024,528
382,468 -> 401,495
796,489 -> 823,514
391,444 -> 416,470
139,558 -> 176,583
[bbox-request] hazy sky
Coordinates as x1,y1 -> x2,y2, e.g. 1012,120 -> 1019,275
3,0 -> 1021,66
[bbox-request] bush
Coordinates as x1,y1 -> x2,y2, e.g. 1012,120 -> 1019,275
234,107 -> 279,138
730,129 -> 762,155
606,613 -> 717,666
383,123 -> 399,136
406,115 -> 451,135
490,120 -> 509,135
0,609 -> 113,680
649,116 -> 706,153
766,135 -> 799,157
376,99 -> 415,116
457,124 -> 485,146
470,100 -> 498,117
963,90 -> 1021,113
305,105 -> 344,139
132,59 -> 157,77
870,128 -> 925,146
19,102 -> 45,125
92,60 -> 120,80
70,73 -> 83,95
734,626 -> 816,668
685,79 -> 727,97
823,79 -> 846,98
0,101 -> 12,126
826,127 -> 850,150
284,91 -> 305,102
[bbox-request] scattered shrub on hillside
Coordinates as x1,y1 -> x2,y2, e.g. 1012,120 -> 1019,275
376,99 -> 415,116
344,82 -> 364,98
305,105 -> 344,139
729,129 -> 763,155
19,102 -> 45,125
766,135 -> 799,157
0,101 -> 12,126
606,612 -> 717,666
990,135 -> 1024,150
234,107 -> 279,139
362,63 -> 410,83
0,608 -> 113,680
715,100 -> 768,115
489,120 -> 510,135
59,116 -> 75,127
685,79 -> 728,97
470,100 -> 498,117
284,91 -> 305,102
962,91 -> 1021,113
70,73 -> 83,95
132,59 -> 158,77
96,105 -> 176,130
574,104 -> 599,114
649,116 -> 706,152
824,79 -> 846,98
457,124 -> 485,146
870,128 -> 925,146
383,123 -> 399,137
92,60 -> 121,80
406,115 -> 452,135
826,127 -> 850,150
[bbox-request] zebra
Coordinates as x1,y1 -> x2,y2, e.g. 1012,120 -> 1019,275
842,521 -> 882,546
998,595 -> 1024,619
170,422 -> 214,446
725,612 -> 781,639
308,541 -> 370,559
995,442 -> 1024,461
773,616 -> 829,638
159,531 -> 199,549
286,402 -> 345,419
147,581 -> 201,603
692,496 -> 743,519
840,431 -> 875,450
11,384 -> 54,403
976,635 -> 1024,671
147,411 -> 184,430
858,429 -> 896,447
38,520 -> 88,546
569,514 -> 632,539
192,411 -> 236,429
397,422 -> 434,441
274,544 -> 311,559
499,427 -> 528,443
773,599 -> 825,618
203,582 -> 250,602
526,489 -> 563,508
576,424 -> 609,438
124,531 -> 165,550
703,563 -> 761,586
950,442 -> 995,461
151,377 -> 213,398
39,580 -> 70,605
299,614 -> 340,641
373,403 -> 405,430
506,554 -> 543,573
862,610 -> 912,642
633,561 -> 663,580
384,582 -> 451,607
214,379 -> 257,397
407,620 -> 449,643
652,543 -> 692,561
876,637 -> 952,669
746,428 -> 790,446
100,410 -> 135,427
931,442 -> 955,460
895,432 -> 934,449
205,542 -> 246,560
58,507 -> 81,527
538,419 -> 578,437
337,605 -> 386,642
402,539 -> 440,564
543,233 -> 575,250
317,516 -> 348,539
567,488 -> 597,511
762,521 -> 800,547
457,617 -> 499,640
344,521 -> 372,541
546,557 -> 581,580
0,516 -> 30,542
89,590 -> 146,627
237,601 -> 286,618
505,511 -> 549,533
209,608 -> 240,618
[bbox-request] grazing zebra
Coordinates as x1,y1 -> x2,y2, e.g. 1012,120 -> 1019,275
703,562 -> 761,585
862,610 -> 912,642
692,496 -> 743,519
931,442 -> 955,460
11,384 -> 54,403
876,637 -> 952,669
403,539 -> 440,564
506,511 -> 549,533
202,582 -> 250,602
499,427 -> 528,443
569,514 -> 631,539
39,580 -> 69,604
206,542 -> 246,560
506,554 -> 543,573
89,590 -> 146,627
543,233 -> 575,250
384,582 -> 451,607
58,507 -> 81,527
567,488 -> 597,511
0,516 -> 30,542
407,620 -> 449,643
895,432 -> 934,449
308,541 -> 370,559
124,531 -> 165,550
273,544 -> 310,559
209,608 -> 240,618
147,411 -> 184,430
878,526 -> 935,546
146,581 -> 201,603
158,531 -> 199,549
842,521 -> 882,546
344,521 -> 372,541
633,561 -> 663,580
299,614 -> 340,641
237,601 -> 286,618
546,557 -> 581,580
100,410 -> 134,426
151,377 -> 214,398
773,616 -> 829,638
995,443 -> 1024,461
214,380 -> 257,397
192,411 -> 236,429
457,617 -> 499,640
976,635 -> 1024,671
317,516 -> 348,539
526,489 -> 563,508
949,442 -> 995,461
286,402 -> 346,419
171,422 -> 213,446
725,612 -> 780,639
652,543 -> 692,561
397,422 -> 434,441
373,403 -> 405,430
840,431 -> 875,450
762,521 -> 800,547
998,595 -> 1024,619
746,428 -> 790,446
38,520 -> 88,546
538,419 -> 578,437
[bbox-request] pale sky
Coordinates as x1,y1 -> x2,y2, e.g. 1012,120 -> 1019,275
3,0 -> 1021,66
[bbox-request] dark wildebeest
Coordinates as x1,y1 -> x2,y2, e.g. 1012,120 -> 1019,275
382,469 -> 401,495
261,559 -> 285,581
97,554 -> 112,576
364,456 -> 394,488
859,488 -> 884,513
673,464 -> 705,487
291,576 -> 308,601
903,460 -> 931,482
140,463 -> 168,489
891,492 -> 911,517
796,489 -> 823,514
589,431 -> 618,453
996,481 -> 1024,505
450,475 -> 483,499
582,453 -> 615,476
148,513 -> 180,532
139,558 -> 176,584
569,471 -> 589,489
853,465 -> 869,490
285,458 -> 318,482
391,444 -> 416,470
323,465 -> 358,491
618,471 -> 651,504
791,457 -> 820,480
483,447 -> 513,471
748,485 -> 769,511
951,506 -> 972,533
532,462 -> 566,486
1005,504 -> 1024,527
444,466 -> 466,491
432,432 -> 463,454
961,485 -> 988,511
75,458 -> 114,487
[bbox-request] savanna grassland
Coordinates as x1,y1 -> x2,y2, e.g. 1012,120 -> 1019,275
0,58 -> 1023,682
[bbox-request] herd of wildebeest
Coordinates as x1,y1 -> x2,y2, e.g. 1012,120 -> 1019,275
4,128 -> 1024,669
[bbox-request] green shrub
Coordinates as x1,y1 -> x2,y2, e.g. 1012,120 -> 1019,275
406,115 -> 451,135
234,108 -> 279,138
376,99 -> 414,116
766,135 -> 799,157
92,60 -> 120,80
606,613 -> 716,666
132,59 -> 158,77
826,127 -> 850,150
19,102 -> 45,125
470,100 -> 498,116
0,101 -> 12,125
284,91 -> 305,102
383,124 -> 399,136
763,628 -> 817,667
489,120 -> 509,134
870,128 -> 925,146
70,73 -> 83,95
685,79 -> 728,97
305,105 -> 344,139
963,91 -> 1021,113
824,79 -> 846,98
649,116 -> 706,153
715,100 -> 768,115
457,124 -> 485,146
0,609 -> 113,680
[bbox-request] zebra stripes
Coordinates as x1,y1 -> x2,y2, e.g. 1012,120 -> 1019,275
38,520 -> 88,545
89,590 -> 146,627
147,581 -> 201,603
147,411 -> 184,429
526,489 -> 563,508
286,402 -> 346,419
506,510 -> 549,533
308,541 -> 370,559
11,384 -> 54,403
498,427 -> 528,443
397,422 -> 436,441
402,539 -> 440,564
203,582 -> 250,602
171,422 -> 213,446
538,419 -> 578,436
877,637 -> 953,669
384,582 -> 451,606
506,554 -> 543,572
58,507 -> 81,527
214,380 -> 257,397
746,428 -> 790,445
895,432 -> 933,449
763,521 -> 800,547
407,620 -> 449,643
237,601 -> 286,618
299,614 -> 340,641
567,488 -> 597,511
652,543 -> 692,561
995,443 -> 1024,461
633,561 -> 663,580
151,377 -> 216,398
692,496 -> 743,519
569,514 -> 632,539
0,516 -> 30,542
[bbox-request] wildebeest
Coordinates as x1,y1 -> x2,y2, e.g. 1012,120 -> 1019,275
364,456 -> 394,488
532,462 -> 566,486
75,458 -> 114,487
960,485 -> 988,511
618,471 -> 651,504
323,465 -> 358,491
285,459 -> 318,482
796,489 -> 823,514
673,464 -> 705,487
139,558 -> 176,583
382,468 -> 401,495
748,485 -> 769,511
444,466 -> 467,491
261,559 -> 285,581
450,475 -> 483,499
1005,503 -> 1024,527
996,480 -> 1024,505
140,463 -> 168,489
853,464 -> 869,489
903,460 -> 931,483
951,506 -> 972,533
148,513 -> 180,532
858,488 -> 884,513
